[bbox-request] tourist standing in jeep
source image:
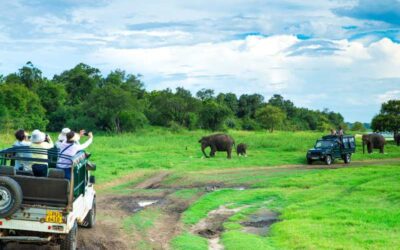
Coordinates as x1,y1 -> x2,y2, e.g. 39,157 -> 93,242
57,131 -> 93,179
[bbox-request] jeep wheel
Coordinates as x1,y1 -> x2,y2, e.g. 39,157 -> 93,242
325,155 -> 332,165
83,197 -> 96,228
344,154 -> 351,164
0,176 -> 22,218
307,158 -> 313,165
60,221 -> 78,250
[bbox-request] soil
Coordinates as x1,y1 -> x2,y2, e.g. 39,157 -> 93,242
191,205 -> 247,250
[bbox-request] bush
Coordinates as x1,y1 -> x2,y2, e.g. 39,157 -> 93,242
120,110 -> 148,132
66,116 -> 97,132
241,118 -> 260,131
224,117 -> 240,129
168,121 -> 184,133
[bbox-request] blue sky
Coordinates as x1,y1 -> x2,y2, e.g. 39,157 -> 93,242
1,0 -> 400,122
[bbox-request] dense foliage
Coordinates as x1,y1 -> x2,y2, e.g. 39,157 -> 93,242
371,100 -> 400,133
0,62 -> 348,132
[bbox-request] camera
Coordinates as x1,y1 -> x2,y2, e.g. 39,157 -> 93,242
83,130 -> 90,136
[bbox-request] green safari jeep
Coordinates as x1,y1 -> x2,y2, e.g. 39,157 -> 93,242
306,135 -> 356,165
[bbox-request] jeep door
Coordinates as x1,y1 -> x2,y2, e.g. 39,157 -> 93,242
332,142 -> 341,159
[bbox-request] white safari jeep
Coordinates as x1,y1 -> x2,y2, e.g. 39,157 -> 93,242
0,147 -> 96,250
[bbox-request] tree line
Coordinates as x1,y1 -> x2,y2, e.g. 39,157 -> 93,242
371,100 -> 400,135
0,62 -> 349,133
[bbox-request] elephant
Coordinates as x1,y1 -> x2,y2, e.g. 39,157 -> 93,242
394,132 -> 400,146
199,134 -> 235,159
236,143 -> 247,156
362,133 -> 386,154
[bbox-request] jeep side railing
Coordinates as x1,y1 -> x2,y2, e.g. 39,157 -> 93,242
0,147 -> 91,211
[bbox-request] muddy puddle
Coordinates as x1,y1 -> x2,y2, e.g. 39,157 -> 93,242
241,209 -> 280,236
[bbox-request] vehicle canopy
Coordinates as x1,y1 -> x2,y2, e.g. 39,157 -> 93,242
313,135 -> 356,150
0,146 -> 93,210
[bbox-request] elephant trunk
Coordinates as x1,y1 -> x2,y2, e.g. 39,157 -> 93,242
201,144 -> 209,158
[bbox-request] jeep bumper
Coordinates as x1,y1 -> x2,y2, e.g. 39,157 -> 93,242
0,235 -> 52,243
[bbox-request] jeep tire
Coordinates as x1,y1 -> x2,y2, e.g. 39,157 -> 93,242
307,158 -> 313,165
325,155 -> 332,165
83,197 -> 96,228
60,221 -> 78,250
344,154 -> 351,164
0,176 -> 22,218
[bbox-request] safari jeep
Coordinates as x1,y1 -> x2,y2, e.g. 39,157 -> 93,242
0,147 -> 96,249
306,135 -> 356,165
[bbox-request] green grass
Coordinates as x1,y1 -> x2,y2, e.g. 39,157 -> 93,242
123,208 -> 160,234
173,165 -> 400,250
171,233 -> 209,250
2,129 -> 399,249
1,128 -> 399,184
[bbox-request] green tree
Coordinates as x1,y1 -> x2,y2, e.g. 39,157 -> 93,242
199,101 -> 231,131
238,94 -> 264,118
255,105 -> 286,132
268,94 -> 296,117
217,93 -> 238,114
54,63 -> 102,105
351,122 -> 366,132
84,85 -> 147,132
5,62 -> 44,90
196,88 -> 214,101
371,100 -> 400,133
104,70 -> 145,98
0,84 -> 48,130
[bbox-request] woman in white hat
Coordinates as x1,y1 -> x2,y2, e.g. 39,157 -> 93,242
56,128 -> 71,148
30,129 -> 54,177
56,131 -> 93,179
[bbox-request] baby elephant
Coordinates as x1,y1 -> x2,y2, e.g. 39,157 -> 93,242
236,143 -> 247,156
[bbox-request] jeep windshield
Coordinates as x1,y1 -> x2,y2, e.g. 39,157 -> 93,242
315,140 -> 333,149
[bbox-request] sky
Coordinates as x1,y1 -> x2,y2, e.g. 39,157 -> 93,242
1,0 -> 400,122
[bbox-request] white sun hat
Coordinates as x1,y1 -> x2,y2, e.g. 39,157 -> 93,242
58,127 -> 71,142
31,129 -> 46,143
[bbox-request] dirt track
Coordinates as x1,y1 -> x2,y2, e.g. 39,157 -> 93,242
4,159 -> 398,250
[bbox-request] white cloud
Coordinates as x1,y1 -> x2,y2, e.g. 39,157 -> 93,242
377,90 -> 400,103
1,0 -> 400,122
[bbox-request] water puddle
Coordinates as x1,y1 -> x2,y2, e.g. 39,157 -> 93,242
138,200 -> 158,207
241,209 -> 280,236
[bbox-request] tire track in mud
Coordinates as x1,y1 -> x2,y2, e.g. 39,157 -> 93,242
79,171 -> 195,250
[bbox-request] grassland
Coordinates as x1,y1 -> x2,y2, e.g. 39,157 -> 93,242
170,164 -> 400,250
1,128 -> 399,249
1,127 -> 399,184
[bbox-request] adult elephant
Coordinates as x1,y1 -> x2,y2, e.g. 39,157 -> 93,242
394,132 -> 400,146
199,134 -> 235,159
362,133 -> 386,154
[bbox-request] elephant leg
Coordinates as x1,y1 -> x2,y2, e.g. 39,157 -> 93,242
210,146 -> 217,157
380,147 -> 384,154
368,144 -> 372,154
201,145 -> 209,158
227,147 -> 232,159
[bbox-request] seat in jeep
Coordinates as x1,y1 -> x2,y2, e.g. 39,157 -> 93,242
0,166 -> 70,207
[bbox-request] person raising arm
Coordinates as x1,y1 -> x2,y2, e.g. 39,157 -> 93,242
56,131 -> 93,179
